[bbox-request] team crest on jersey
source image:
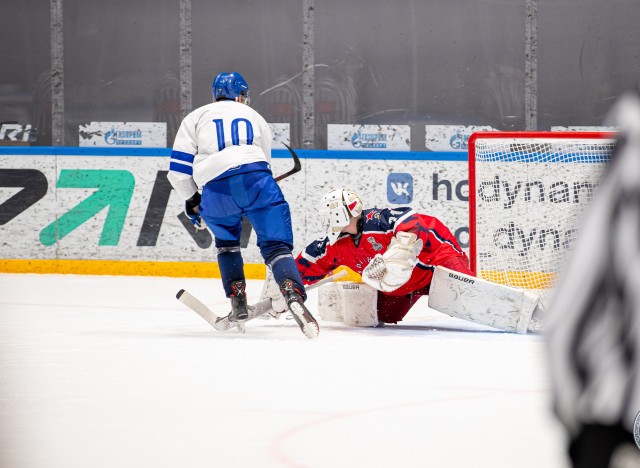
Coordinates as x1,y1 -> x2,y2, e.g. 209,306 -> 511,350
366,210 -> 380,221
367,237 -> 383,251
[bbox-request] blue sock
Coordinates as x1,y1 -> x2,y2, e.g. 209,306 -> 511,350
270,255 -> 306,301
217,247 -> 245,297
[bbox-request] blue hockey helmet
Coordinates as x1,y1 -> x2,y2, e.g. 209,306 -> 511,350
212,72 -> 250,103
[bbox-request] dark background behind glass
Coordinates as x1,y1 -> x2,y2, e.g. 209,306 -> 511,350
2,0 -> 638,148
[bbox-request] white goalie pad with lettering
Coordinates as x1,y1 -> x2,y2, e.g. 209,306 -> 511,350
428,266 -> 543,334
318,282 -> 344,322
318,281 -> 379,327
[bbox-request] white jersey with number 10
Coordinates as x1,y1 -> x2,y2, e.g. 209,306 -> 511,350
168,100 -> 272,199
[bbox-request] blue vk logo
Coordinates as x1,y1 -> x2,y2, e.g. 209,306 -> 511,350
387,173 -> 413,204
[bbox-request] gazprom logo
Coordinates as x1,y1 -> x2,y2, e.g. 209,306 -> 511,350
104,127 -> 143,146
449,131 -> 471,149
387,173 -> 413,204
351,129 -> 387,149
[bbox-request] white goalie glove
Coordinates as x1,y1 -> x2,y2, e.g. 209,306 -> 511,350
361,231 -> 423,292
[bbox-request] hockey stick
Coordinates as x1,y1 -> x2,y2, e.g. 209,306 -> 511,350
176,270 -> 347,332
274,143 -> 302,182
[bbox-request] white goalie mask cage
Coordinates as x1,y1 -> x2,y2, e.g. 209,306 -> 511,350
318,188 -> 364,245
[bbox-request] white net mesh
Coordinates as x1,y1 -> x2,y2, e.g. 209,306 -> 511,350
471,135 -> 615,300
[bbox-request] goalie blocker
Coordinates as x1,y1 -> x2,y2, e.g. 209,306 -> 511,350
319,266 -> 543,334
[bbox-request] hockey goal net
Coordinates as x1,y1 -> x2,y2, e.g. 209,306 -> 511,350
468,131 -> 617,298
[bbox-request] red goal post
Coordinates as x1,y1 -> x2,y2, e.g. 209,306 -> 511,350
468,131 -> 617,294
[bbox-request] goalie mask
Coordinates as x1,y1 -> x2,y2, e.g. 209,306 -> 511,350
319,188 -> 364,245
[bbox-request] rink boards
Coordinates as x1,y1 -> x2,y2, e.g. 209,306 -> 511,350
0,148 -> 468,278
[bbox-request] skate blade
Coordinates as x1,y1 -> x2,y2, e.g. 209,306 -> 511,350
288,302 -> 319,339
236,321 -> 246,333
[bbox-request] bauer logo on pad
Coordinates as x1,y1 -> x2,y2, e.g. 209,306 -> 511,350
387,173 -> 413,204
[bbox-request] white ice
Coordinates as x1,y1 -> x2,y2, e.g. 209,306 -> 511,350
0,273 -> 569,468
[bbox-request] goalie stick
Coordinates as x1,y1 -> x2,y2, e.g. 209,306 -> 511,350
176,270 -> 347,332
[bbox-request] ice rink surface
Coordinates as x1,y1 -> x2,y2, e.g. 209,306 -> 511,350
0,273 -> 569,468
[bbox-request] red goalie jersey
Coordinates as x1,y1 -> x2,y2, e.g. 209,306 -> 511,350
296,206 -> 470,297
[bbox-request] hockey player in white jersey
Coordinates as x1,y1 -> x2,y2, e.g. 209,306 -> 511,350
167,71 -> 319,339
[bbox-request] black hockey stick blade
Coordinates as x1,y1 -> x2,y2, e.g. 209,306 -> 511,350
274,143 -> 302,182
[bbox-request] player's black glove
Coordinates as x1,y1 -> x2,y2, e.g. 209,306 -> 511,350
185,192 -> 204,229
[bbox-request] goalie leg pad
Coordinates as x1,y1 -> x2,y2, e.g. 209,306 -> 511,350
318,282 -> 344,322
341,282 -> 379,327
318,282 -> 379,327
427,266 -> 543,334
259,268 -> 287,315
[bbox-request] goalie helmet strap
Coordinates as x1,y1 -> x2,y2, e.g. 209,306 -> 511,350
348,216 -> 364,246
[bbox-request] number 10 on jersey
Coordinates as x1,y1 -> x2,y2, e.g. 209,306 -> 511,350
212,118 -> 254,151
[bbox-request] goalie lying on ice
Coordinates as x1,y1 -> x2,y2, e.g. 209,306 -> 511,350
293,188 -> 543,333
